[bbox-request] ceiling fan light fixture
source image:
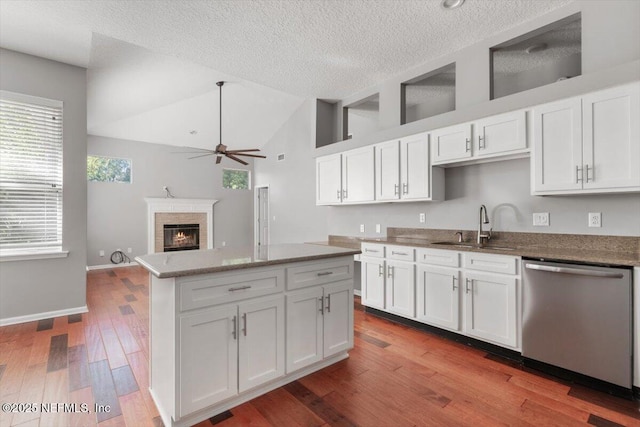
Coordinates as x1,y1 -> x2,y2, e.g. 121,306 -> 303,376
441,0 -> 465,10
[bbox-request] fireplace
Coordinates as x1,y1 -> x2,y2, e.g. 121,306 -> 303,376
163,224 -> 200,252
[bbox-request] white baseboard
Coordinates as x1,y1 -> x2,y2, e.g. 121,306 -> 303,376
0,305 -> 88,327
354,289 -> 361,297
86,261 -> 139,271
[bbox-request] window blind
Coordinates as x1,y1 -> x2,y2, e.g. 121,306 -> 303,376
0,91 -> 63,250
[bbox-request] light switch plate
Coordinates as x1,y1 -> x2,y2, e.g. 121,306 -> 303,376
588,212 -> 601,227
360,224 -> 365,233
376,224 -> 381,233
533,212 -> 549,226
419,213 -> 426,223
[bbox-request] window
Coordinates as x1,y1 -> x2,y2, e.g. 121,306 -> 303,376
0,90 -> 63,252
87,155 -> 132,183
222,169 -> 250,190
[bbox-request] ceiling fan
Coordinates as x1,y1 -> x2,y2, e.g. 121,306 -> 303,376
182,81 -> 266,166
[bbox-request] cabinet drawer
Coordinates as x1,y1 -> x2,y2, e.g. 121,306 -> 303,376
179,267 -> 284,312
463,253 -> 518,275
387,245 -> 415,262
417,248 -> 460,267
287,258 -> 354,290
361,243 -> 385,258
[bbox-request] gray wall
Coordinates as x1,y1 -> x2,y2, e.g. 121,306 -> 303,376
257,0 -> 640,245
0,49 -> 88,322
87,135 -> 254,266
254,99 -> 329,244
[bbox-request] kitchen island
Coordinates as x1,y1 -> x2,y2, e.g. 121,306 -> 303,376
135,243 -> 360,427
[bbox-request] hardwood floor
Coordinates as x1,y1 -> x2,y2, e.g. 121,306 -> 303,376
0,265 -> 638,427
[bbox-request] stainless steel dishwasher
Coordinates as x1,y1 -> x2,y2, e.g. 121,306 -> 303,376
522,259 -> 632,389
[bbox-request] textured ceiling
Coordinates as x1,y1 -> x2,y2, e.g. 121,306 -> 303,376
0,0 -> 576,148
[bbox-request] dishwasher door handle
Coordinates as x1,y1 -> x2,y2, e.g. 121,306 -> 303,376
524,263 -> 624,279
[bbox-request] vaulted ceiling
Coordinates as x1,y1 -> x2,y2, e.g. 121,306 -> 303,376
0,0 -> 574,149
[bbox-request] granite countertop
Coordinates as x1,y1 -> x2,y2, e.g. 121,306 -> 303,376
329,230 -> 640,267
135,243 -> 361,278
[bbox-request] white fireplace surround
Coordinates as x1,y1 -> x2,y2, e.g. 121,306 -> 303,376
145,198 -> 218,254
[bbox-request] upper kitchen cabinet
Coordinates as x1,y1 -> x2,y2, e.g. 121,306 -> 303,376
375,133 -> 444,202
431,110 -> 527,166
316,146 -> 375,205
532,82 -> 640,195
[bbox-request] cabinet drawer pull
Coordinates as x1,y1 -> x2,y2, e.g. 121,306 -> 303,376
232,315 -> 237,340
465,278 -> 471,294
478,135 -> 485,149
378,264 -> 384,277
575,165 -> 583,183
402,183 -> 408,194
319,296 -> 324,315
326,294 -> 331,313
392,251 -> 408,256
317,271 -> 333,276
343,189 -> 348,199
242,313 -> 247,336
452,276 -> 458,291
585,164 -> 593,182
465,138 -> 471,152
337,189 -> 341,199
394,184 -> 399,195
364,248 -> 379,253
387,265 -> 393,278
229,285 -> 252,292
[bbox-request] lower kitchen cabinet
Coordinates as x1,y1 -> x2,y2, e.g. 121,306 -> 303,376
463,271 -> 517,348
416,265 -> 460,331
179,295 -> 285,417
286,280 -> 354,373
360,257 -> 385,309
385,260 -> 415,318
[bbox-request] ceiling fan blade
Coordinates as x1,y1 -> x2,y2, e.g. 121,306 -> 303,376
173,149 -> 216,154
226,153 -> 249,165
216,155 -> 222,164
229,153 -> 266,159
226,149 -> 262,153
188,152 -> 216,159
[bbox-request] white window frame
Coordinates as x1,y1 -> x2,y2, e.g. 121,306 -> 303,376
87,155 -> 133,184
222,168 -> 252,190
0,90 -> 68,261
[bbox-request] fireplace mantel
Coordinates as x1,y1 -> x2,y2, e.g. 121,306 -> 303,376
145,198 -> 218,254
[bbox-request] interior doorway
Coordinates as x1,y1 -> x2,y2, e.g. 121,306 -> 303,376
255,185 -> 270,246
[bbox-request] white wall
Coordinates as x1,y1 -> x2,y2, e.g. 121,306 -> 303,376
87,135 -> 254,266
0,48 -> 87,323
254,99 -> 329,244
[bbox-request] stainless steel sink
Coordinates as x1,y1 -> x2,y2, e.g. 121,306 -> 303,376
431,241 -> 516,251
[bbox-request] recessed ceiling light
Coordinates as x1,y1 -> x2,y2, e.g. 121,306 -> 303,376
441,0 -> 465,10
189,130 -> 198,135
525,43 -> 548,54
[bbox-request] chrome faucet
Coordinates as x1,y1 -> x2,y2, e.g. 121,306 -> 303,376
477,205 -> 492,245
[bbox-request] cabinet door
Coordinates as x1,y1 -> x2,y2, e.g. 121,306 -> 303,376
416,265 -> 460,331
360,258 -> 385,310
464,272 -> 517,348
532,98 -> 583,193
323,281 -> 354,358
582,83 -> 640,190
286,287 -> 324,373
375,140 -> 401,201
179,305 -> 238,416
342,146 -> 375,203
475,110 -> 527,157
431,123 -> 472,164
385,260 -> 415,318
316,154 -> 342,205
238,295 -> 285,393
401,133 -> 430,199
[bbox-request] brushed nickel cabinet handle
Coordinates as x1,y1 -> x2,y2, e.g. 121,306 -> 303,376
465,278 -> 471,294
394,184 -> 399,195
479,135 -> 485,149
242,313 -> 247,336
326,294 -> 331,313
229,285 -> 252,292
586,164 -> 593,182
387,265 -> 393,278
392,251 -> 408,256
465,138 -> 471,152
317,271 -> 333,276
232,315 -> 237,340
575,165 -> 583,183
402,183 -> 408,194
378,264 -> 384,277
319,296 -> 324,314
452,276 -> 458,291
337,189 -> 341,199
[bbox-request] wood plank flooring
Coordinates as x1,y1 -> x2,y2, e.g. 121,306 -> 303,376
0,266 -> 638,427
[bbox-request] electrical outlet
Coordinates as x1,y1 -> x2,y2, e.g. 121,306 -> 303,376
360,224 -> 365,233
127,248 -> 132,254
222,241 -> 226,246
419,213 -> 426,223
533,212 -> 550,227
376,224 -> 381,233
588,212 -> 602,227
99,250 -> 105,257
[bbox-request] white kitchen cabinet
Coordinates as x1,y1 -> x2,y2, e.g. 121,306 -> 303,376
431,122 -> 473,164
360,257 -> 385,310
374,139 -> 401,201
416,265 -> 460,331
432,111 -> 528,166
178,295 -> 284,416
342,146 -> 375,203
286,280 -> 353,373
316,153 -> 342,205
532,82 -> 640,195
463,271 -> 517,348
474,110 -> 527,157
385,260 -> 415,318
316,147 -> 375,205
179,305 -> 238,416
